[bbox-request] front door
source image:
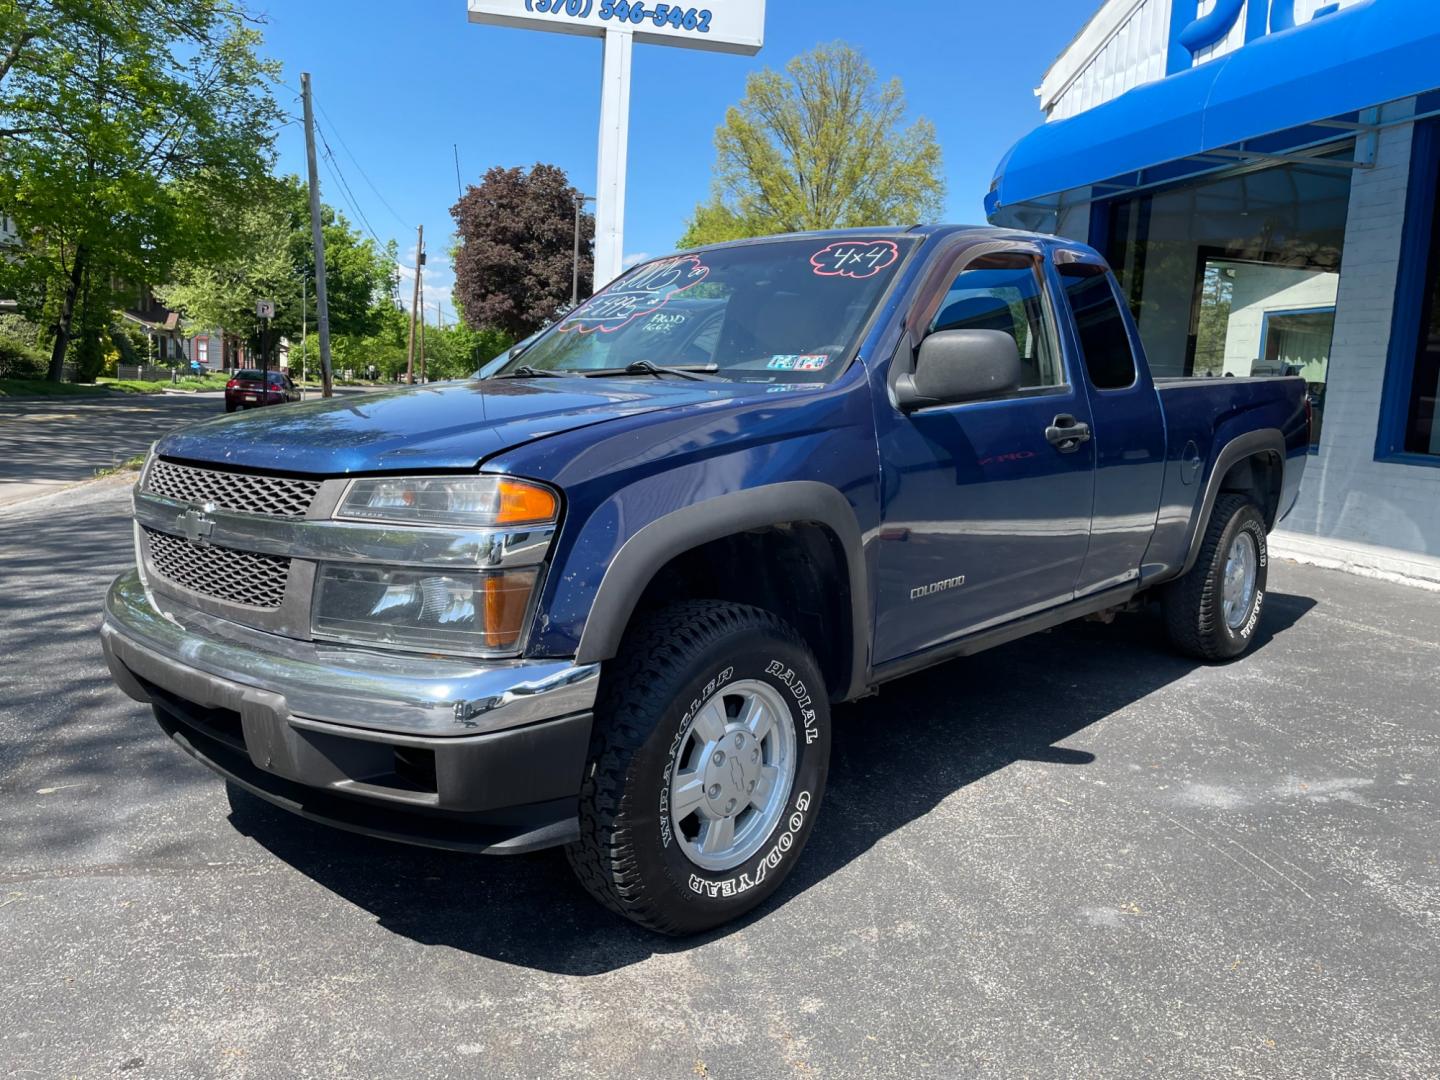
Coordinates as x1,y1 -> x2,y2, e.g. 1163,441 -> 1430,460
873,248 -> 1097,666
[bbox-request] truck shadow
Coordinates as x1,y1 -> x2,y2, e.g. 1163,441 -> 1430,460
227,591 -> 1315,976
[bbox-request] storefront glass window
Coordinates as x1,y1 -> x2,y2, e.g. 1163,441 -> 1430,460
1403,171 -> 1440,457
1105,153 -> 1353,447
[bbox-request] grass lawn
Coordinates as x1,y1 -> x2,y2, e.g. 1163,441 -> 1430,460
0,378 -> 112,397
1,374 -> 232,397
99,374 -> 231,393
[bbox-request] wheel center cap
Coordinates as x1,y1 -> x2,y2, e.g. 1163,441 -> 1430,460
704,731 -> 760,814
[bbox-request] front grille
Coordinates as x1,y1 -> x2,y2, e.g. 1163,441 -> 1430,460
146,459 -> 321,518
145,528 -> 290,609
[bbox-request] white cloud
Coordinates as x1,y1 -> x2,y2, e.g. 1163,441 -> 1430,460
622,252 -> 652,268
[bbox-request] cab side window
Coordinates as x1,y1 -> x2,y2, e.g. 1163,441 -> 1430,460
1060,266 -> 1138,390
928,253 -> 1062,390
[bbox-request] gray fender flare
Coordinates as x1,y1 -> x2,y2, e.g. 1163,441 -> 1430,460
573,481 -> 870,701
1179,428 -> 1286,577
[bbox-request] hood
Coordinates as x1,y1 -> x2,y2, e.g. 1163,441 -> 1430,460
157,378 -> 747,475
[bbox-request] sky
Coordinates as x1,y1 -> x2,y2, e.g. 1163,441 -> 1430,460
258,0 -> 1091,322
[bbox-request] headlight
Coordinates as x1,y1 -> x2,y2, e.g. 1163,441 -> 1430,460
313,565 -> 540,656
337,476 -> 558,528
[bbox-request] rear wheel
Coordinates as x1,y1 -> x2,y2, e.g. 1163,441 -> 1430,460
567,600 -> 830,935
224,401 -> 236,413
1163,494 -> 1268,661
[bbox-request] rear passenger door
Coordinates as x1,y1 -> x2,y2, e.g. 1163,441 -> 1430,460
874,245 -> 1097,665
1053,257 -> 1167,597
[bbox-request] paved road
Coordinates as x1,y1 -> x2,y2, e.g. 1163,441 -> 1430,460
1,484 -> 1436,1079
0,389 -> 381,508
0,394 -> 222,507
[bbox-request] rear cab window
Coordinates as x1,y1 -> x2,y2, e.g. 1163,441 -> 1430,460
1060,266 -> 1139,391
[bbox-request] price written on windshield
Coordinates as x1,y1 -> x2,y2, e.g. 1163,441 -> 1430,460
524,0 -> 713,34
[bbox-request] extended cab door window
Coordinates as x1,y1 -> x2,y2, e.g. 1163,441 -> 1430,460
1059,266 -> 1138,391
1057,262 -> 1167,597
928,253 -> 1064,392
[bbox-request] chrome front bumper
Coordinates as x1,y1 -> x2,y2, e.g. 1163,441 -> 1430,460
100,570 -> 600,852
101,569 -> 598,738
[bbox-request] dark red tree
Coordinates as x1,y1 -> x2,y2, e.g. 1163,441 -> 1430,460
450,163 -> 594,338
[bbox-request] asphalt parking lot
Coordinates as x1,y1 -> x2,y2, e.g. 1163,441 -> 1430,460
1,481 -> 1436,1079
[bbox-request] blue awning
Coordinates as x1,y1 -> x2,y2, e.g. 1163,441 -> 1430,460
988,0 -> 1440,215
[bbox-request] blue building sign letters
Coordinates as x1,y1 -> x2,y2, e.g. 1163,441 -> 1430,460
1178,0 -> 1342,57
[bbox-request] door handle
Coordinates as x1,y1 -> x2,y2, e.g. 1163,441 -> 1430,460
1045,414 -> 1091,452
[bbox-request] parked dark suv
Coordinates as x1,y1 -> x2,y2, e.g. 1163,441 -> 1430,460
224,369 -> 300,412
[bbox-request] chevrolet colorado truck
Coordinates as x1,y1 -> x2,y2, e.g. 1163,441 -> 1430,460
100,227 -> 1310,934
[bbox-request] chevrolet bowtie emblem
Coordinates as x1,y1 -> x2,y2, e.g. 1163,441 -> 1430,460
179,509 -> 215,546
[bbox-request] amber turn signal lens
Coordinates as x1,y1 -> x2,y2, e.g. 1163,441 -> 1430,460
482,569 -> 539,649
493,479 -> 559,526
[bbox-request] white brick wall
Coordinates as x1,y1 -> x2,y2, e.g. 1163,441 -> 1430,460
1280,105 -> 1440,568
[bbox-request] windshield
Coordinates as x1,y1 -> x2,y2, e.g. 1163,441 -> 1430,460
494,235 -> 917,385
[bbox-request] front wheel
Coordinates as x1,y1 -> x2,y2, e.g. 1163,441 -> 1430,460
1163,494 -> 1269,661
567,600 -> 831,935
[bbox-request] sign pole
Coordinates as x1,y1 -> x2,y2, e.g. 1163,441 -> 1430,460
466,2 -> 764,292
593,28 -> 633,291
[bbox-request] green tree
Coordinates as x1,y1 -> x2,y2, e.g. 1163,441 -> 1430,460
0,0 -> 281,379
156,185 -> 301,369
679,42 -> 945,248
158,175 -> 398,365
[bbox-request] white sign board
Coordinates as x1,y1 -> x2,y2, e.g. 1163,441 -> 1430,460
467,0 -> 764,288
467,0 -> 764,56
256,299 -> 276,319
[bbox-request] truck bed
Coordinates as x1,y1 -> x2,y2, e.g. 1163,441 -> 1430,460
1143,375 -> 1311,585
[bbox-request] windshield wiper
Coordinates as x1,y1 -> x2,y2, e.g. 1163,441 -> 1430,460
495,365 -> 566,379
607,360 -> 724,382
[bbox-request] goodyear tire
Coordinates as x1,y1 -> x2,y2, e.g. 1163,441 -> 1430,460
1163,494 -> 1269,661
566,600 -> 831,935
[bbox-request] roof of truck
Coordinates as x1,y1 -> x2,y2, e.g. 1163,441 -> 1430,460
682,224 -> 1065,257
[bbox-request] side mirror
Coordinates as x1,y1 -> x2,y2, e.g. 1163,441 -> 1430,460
894,329 -> 1023,410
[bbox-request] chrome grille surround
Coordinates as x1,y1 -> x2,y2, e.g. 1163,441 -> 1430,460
146,459 -> 321,518
145,527 -> 290,609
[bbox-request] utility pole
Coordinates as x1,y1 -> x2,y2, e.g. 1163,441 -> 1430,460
572,193 -> 594,308
300,274 -> 308,391
301,72 -> 334,398
418,289 -> 427,384
406,224 -> 424,385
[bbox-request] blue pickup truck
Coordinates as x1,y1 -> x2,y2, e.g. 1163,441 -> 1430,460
100,227 -> 1310,933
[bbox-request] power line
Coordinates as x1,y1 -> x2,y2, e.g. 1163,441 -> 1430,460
316,101 -> 411,230
314,121 -> 388,249
318,144 -> 387,252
